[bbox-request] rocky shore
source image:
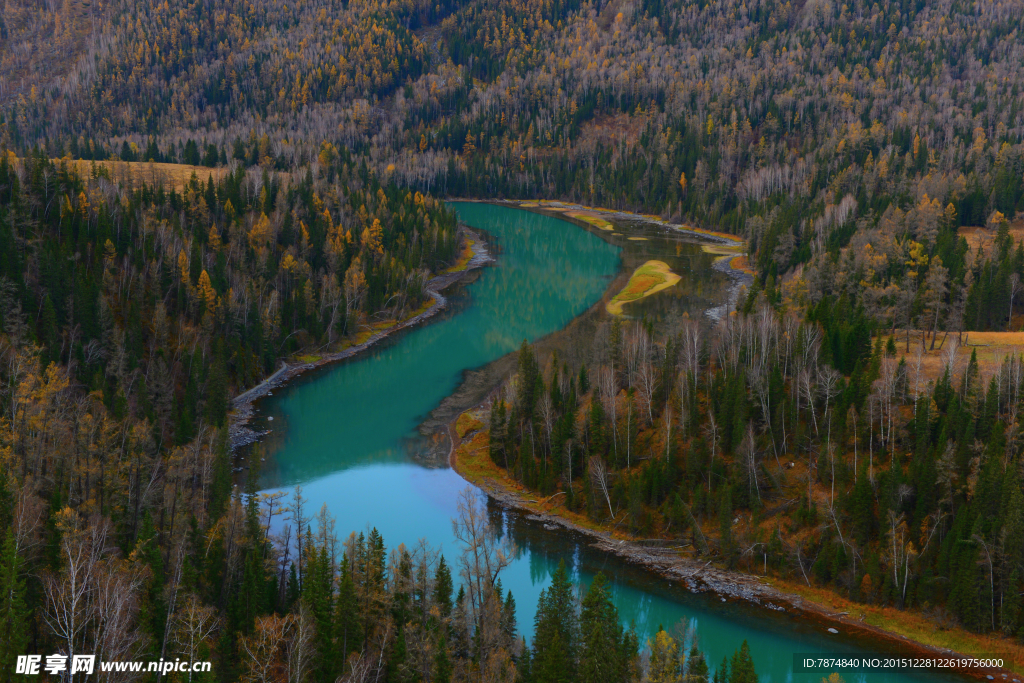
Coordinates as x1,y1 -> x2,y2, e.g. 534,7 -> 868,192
451,431 -> 1019,683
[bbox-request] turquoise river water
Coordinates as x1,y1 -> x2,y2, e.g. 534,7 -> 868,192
255,203 -> 971,682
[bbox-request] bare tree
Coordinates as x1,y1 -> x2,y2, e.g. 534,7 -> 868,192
911,344 -> 926,399
451,489 -> 515,647
819,365 -> 841,452
92,560 -> 148,683
635,334 -> 658,425
1008,273 -> 1021,331
286,603 -> 317,683
886,511 -> 917,607
171,595 -> 220,683
43,510 -> 103,683
877,358 -> 902,462
588,456 -> 614,518
738,422 -> 761,506
895,276 -> 916,352
43,509 -> 148,683
799,368 -> 819,437
922,258 -> 949,349
623,324 -> 645,388
679,316 -> 703,383
749,363 -> 780,469
704,412 -> 719,495
598,366 -> 618,461
241,615 -> 291,683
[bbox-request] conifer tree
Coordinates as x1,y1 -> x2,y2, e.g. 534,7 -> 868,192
579,573 -> 636,683
433,633 -> 453,683
728,641 -> 757,683
434,555 -> 454,622
685,643 -> 709,682
0,529 -> 28,683
209,429 -> 232,520
531,561 -> 579,683
713,656 -> 729,683
335,556 -> 362,660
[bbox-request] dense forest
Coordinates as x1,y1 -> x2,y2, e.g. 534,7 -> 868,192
0,151 -> 770,680
0,43 -> 759,683
0,147 -> 460,440
1,0 -> 1023,678
4,0 -> 1023,333
485,283 -> 1024,637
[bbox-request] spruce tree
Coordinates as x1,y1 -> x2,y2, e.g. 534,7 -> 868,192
433,555 -> 454,622
433,633 -> 453,683
517,638 -> 533,683
335,556 -> 361,662
0,529 -> 28,683
712,655 -> 729,683
304,542 -> 335,682
531,561 -> 579,683
209,429 -> 232,520
579,573 -> 635,683
728,641 -> 757,683
387,626 -> 413,683
136,512 -> 168,647
685,643 -> 709,682
501,589 -> 517,645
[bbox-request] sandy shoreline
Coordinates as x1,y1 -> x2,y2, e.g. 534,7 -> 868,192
227,227 -> 494,450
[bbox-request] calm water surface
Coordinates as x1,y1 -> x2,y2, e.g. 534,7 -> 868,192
256,203 -> 965,682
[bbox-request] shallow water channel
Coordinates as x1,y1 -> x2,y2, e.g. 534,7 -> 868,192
254,203 -> 968,682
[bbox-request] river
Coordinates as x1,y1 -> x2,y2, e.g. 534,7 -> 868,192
254,202 -> 968,682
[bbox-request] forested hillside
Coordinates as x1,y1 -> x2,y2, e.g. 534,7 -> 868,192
4,0 -> 1024,330
474,278 -> 1024,637
1,0 -> 1023,678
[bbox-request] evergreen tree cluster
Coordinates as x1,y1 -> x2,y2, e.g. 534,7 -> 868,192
483,302 -> 1024,638
0,149 -> 458,448
6,0 -> 1024,265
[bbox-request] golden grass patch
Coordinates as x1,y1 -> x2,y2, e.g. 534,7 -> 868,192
878,330 -> 1024,382
958,221 -> 1024,259
627,236 -> 648,241
444,238 -> 476,273
701,243 -> 745,256
453,429 -> 503,482
565,210 -> 615,231
451,415 -> 628,538
53,159 -> 229,191
769,578 -> 1024,674
729,254 -> 755,275
680,224 -> 745,244
606,260 -> 681,315
404,299 -> 434,320
455,412 -> 484,439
